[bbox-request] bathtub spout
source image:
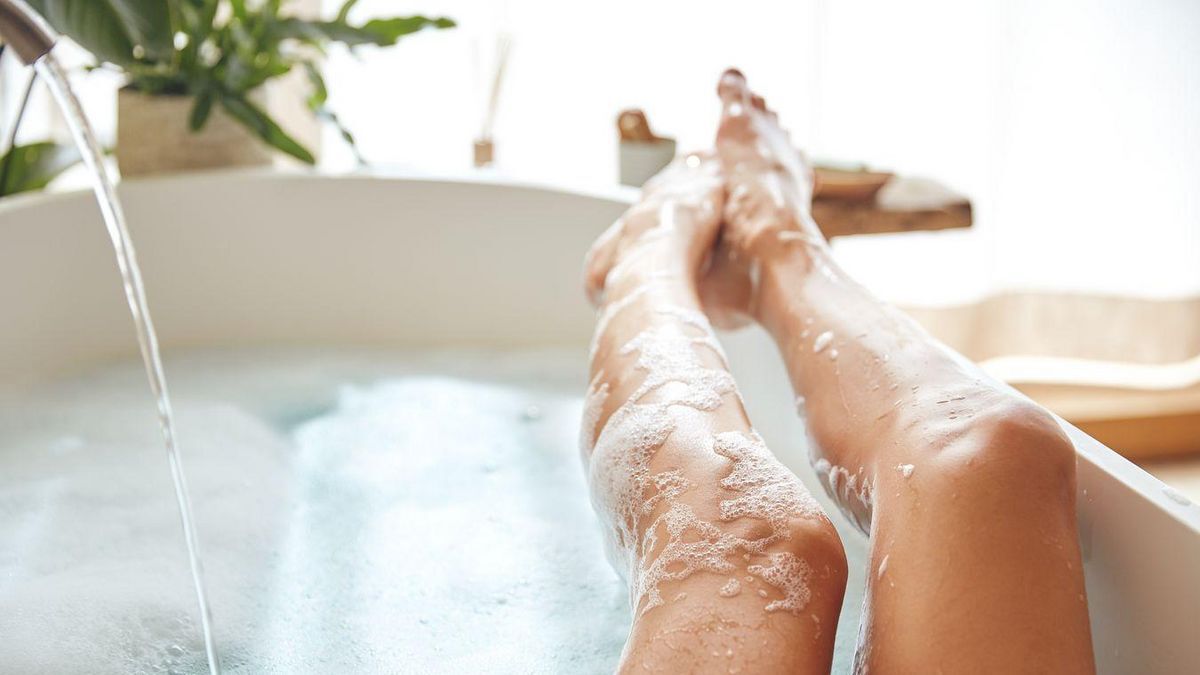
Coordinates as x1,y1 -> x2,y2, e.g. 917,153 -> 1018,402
0,0 -> 55,65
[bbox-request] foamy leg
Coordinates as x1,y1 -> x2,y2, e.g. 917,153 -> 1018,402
581,154 -> 847,673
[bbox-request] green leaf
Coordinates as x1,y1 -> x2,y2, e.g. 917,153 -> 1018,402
271,15 -> 454,48
175,0 -> 218,42
336,0 -> 360,23
218,93 -> 315,164
229,0 -> 248,22
0,142 -> 82,197
318,107 -> 364,165
189,88 -> 214,130
359,16 -> 455,45
26,0 -> 174,65
301,62 -> 363,165
302,61 -> 328,110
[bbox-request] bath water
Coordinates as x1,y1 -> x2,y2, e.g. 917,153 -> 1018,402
0,347 -> 870,673
36,51 -> 221,673
0,348 -> 631,673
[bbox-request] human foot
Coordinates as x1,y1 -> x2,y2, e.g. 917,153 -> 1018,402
715,69 -> 823,256
698,70 -> 830,328
583,153 -> 723,308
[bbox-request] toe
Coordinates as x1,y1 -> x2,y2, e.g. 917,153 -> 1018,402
716,70 -> 757,153
717,68 -> 750,111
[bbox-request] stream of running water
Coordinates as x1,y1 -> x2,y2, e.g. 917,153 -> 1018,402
34,50 -> 221,674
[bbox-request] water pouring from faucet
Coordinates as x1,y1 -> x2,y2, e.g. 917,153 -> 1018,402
0,1 -> 221,672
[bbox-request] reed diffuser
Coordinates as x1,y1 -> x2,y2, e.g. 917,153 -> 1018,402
474,33 -> 512,168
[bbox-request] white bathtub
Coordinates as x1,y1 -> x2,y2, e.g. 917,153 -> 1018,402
0,170 -> 1196,673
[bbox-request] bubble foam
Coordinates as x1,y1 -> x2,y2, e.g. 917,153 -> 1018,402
587,311 -> 823,615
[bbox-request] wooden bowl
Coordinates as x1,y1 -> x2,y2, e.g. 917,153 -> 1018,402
813,166 -> 894,203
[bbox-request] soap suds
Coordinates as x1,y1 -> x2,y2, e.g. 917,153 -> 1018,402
656,305 -> 712,333
714,431 -> 822,535
587,313 -> 821,615
747,552 -> 812,614
2,348 -> 629,673
896,463 -> 915,479
812,331 -> 834,354
719,578 -> 741,597
811,458 -> 873,535
1163,486 -> 1193,507
620,325 -> 735,410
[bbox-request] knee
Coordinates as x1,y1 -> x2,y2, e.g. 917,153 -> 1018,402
940,399 -> 1077,499
777,513 -> 849,597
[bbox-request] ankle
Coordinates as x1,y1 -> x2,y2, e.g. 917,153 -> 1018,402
751,243 -> 829,328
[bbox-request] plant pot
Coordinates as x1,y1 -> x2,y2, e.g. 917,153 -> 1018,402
117,87 -> 276,177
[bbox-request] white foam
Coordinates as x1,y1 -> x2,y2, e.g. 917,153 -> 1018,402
719,578 -> 742,597
620,325 -> 735,409
747,552 -> 812,614
714,431 -> 822,534
656,305 -> 712,333
897,463 -> 915,479
1163,486 -> 1193,507
811,459 -> 874,535
0,348 -> 629,673
587,316 -> 823,615
813,331 -> 834,354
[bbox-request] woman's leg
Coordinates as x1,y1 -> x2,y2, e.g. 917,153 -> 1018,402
582,156 -> 847,673
706,70 -> 1095,673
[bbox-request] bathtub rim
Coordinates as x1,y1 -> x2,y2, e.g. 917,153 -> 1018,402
0,167 -> 1196,539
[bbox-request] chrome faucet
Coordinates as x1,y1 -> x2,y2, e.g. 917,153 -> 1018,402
0,0 -> 55,65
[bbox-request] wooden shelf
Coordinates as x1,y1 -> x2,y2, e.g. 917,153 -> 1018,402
812,174 -> 972,239
1016,382 -> 1200,460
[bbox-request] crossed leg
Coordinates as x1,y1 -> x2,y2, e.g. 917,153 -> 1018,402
582,156 -> 847,673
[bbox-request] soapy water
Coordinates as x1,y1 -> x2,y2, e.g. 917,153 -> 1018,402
0,347 -> 871,673
0,349 -> 629,674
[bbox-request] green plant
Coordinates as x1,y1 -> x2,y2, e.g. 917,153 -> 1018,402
0,141 -> 81,197
0,45 -> 81,198
27,0 -> 454,163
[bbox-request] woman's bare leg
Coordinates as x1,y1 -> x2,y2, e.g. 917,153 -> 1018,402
708,70 -> 1095,673
581,156 -> 846,673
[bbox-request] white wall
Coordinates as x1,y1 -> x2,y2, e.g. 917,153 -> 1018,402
322,0 -> 1200,302
4,0 -> 1195,304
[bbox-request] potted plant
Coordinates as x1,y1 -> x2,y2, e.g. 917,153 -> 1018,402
27,0 -> 453,176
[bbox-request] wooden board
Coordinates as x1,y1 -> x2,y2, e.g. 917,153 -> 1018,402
1015,382 -> 1200,460
812,174 -> 972,239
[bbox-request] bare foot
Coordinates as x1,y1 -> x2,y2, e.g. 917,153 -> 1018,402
709,70 -> 876,531
583,153 -> 723,308
716,69 -> 822,254
699,70 -> 828,329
